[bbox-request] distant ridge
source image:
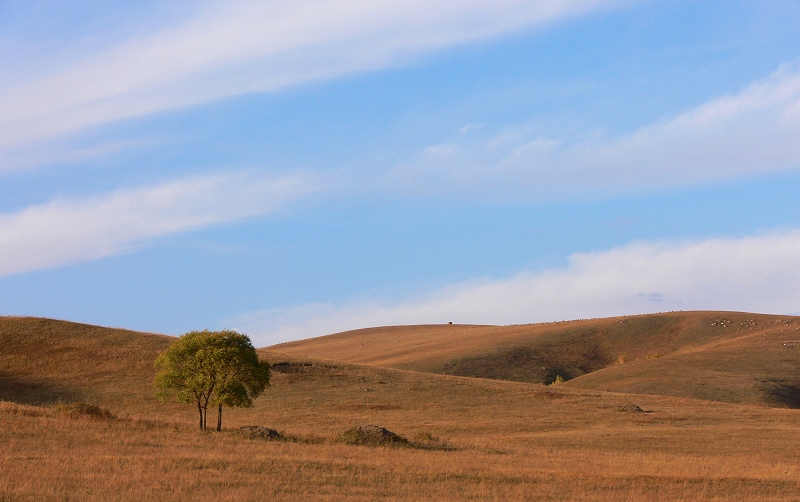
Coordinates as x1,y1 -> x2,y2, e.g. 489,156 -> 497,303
3,312 -> 800,410
272,311 -> 800,408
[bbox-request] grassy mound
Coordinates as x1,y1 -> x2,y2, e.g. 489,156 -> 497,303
238,426 -> 282,440
339,424 -> 409,447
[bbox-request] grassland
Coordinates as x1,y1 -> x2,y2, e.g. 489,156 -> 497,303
275,311 -> 800,408
2,314 -> 800,500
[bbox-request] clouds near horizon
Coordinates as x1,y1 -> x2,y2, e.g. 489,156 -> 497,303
234,230 -> 800,345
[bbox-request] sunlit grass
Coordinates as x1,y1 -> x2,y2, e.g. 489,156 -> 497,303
2,315 -> 800,500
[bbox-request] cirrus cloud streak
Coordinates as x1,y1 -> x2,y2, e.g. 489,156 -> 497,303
0,172 -> 315,277
0,0 -> 619,164
394,65 -> 800,200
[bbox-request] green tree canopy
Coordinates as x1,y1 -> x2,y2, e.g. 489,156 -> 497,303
155,330 -> 270,431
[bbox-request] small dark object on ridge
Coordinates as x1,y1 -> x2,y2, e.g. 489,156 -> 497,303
617,404 -> 645,413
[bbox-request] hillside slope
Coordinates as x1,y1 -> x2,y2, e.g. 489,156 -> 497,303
272,311 -> 800,407
4,312 -> 799,411
0,316 -> 173,413
563,321 -> 800,407
3,316 -> 800,500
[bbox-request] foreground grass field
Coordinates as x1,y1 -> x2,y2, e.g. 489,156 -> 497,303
2,314 -> 800,500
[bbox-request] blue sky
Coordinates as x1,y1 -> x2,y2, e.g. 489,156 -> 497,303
2,0 -> 800,345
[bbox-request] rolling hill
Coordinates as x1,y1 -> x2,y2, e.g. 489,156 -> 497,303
3,313 -> 800,500
272,311 -> 800,408
0,316 -> 173,414
5,311 -> 800,410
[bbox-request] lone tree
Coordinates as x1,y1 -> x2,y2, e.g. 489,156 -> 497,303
155,330 -> 270,431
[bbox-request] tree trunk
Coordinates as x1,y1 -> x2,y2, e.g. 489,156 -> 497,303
217,404 -> 222,431
202,407 -> 207,431
197,402 -> 204,430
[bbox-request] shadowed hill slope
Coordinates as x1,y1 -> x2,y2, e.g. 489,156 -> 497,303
562,321 -> 800,408
0,317 -> 173,413
272,311 -> 800,408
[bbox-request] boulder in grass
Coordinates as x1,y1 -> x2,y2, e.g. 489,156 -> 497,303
238,426 -> 282,440
617,404 -> 645,413
339,424 -> 409,446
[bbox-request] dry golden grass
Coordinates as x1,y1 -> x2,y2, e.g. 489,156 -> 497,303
2,315 -> 800,500
274,311 -> 800,407
0,317 -> 172,412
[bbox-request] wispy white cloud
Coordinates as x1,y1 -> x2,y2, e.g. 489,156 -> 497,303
0,137 -> 172,172
392,65 -> 800,199
234,230 -> 800,345
0,0 -> 618,165
0,172 -> 314,277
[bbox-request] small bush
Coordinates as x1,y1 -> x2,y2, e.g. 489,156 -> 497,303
53,402 -> 115,420
412,431 -> 438,443
0,402 -> 48,417
412,431 -> 453,450
550,375 -> 565,386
